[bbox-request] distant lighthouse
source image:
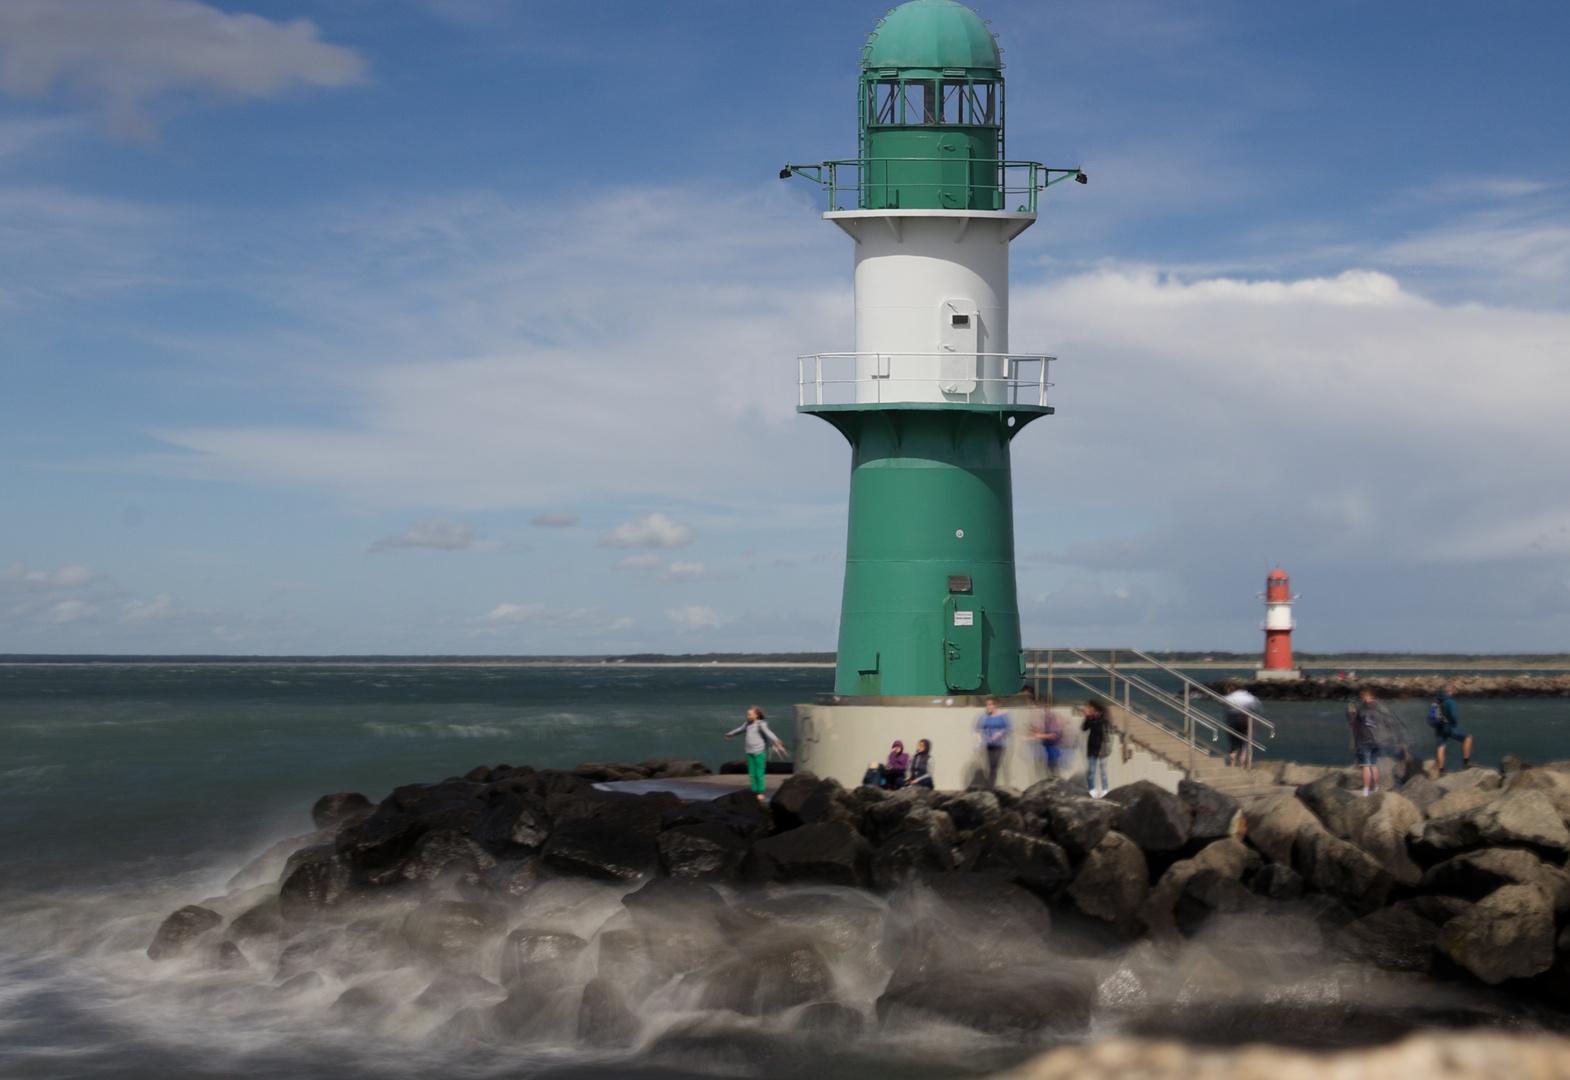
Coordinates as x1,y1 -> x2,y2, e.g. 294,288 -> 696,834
1257,569 -> 1302,681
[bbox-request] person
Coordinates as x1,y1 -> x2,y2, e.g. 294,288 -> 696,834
974,697 -> 1011,788
1430,683 -> 1473,773
725,706 -> 787,802
1032,707 -> 1064,777
878,740 -> 911,788
1222,686 -> 1260,767
906,738 -> 933,788
1081,700 -> 1111,797
1349,689 -> 1388,796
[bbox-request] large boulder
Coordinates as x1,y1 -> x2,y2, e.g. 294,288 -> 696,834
876,966 -> 1094,1036
972,829 -> 1074,897
1067,831 -> 1149,937
1138,837 -> 1251,943
497,928 -> 589,986
468,791 -> 551,855
1508,768 -> 1570,822
1342,791 -> 1423,886
1296,775 -> 1357,839
278,847 -> 352,920
660,799 -> 770,843
1333,904 -> 1443,973
312,792 -> 373,829
658,824 -> 748,880
1435,768 -> 1503,796
696,939 -> 834,1016
1041,793 -> 1121,857
1250,862 -> 1304,900
1178,780 -> 1241,843
1396,773 -> 1443,812
388,829 -> 497,886
863,785 -> 942,844
1425,784 -> 1498,821
1418,790 -> 1570,859
1246,796 -> 1325,867
942,790 -> 1003,831
746,821 -> 871,887
1295,828 -> 1395,916
767,772 -> 823,831
1436,883 -> 1556,984
1103,781 -> 1190,853
146,905 -> 222,960
541,817 -> 658,881
401,901 -> 507,966
1420,848 -> 1570,911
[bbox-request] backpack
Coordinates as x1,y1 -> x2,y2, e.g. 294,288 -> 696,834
1427,702 -> 1445,730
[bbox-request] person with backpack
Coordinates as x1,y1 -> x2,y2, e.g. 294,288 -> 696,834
725,706 -> 787,802
1429,683 -> 1473,773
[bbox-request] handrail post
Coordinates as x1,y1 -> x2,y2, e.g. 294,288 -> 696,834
1184,682 -> 1192,774
1047,649 -> 1054,701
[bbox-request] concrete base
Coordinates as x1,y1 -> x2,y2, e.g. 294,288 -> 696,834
1253,668 -> 1304,682
795,701 -> 1187,794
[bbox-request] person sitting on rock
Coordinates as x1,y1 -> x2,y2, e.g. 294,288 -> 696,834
878,740 -> 911,788
725,706 -> 787,803
906,739 -> 933,788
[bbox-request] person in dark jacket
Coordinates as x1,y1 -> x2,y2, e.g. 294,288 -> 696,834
1081,700 -> 1111,797
1350,689 -> 1388,796
1431,684 -> 1474,773
877,740 -> 911,788
906,739 -> 933,788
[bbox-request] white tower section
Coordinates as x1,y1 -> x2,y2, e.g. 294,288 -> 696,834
825,209 -> 1036,405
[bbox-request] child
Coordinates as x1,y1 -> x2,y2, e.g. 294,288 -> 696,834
725,706 -> 787,802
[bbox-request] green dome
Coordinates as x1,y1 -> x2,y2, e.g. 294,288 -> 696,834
862,0 -> 1001,73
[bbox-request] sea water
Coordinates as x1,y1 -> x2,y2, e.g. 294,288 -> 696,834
2,663 -> 1567,1080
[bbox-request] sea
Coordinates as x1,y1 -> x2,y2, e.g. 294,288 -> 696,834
2,662 -> 1568,1080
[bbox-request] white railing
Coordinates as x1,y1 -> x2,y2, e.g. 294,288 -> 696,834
797,352 -> 1054,407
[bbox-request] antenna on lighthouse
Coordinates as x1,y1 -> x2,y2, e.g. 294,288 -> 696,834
1255,568 -> 1303,682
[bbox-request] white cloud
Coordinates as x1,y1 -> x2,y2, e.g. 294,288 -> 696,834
659,561 -> 730,582
370,516 -> 475,552
529,511 -> 579,528
482,602 -> 543,623
0,562 -> 100,589
42,598 -> 97,623
612,553 -> 661,571
0,0 -> 365,137
665,603 -> 728,631
597,512 -> 695,550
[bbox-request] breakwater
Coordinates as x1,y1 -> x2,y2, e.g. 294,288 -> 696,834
1210,673 -> 1570,700
138,754 -> 1570,1056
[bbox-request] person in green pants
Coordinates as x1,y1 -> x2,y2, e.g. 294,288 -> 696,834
726,706 -> 787,802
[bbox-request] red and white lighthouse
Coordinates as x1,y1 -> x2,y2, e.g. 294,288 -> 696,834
1258,569 -> 1302,680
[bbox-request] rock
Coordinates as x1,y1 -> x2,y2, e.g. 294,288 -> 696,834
278,849 -> 352,920
1508,768 -> 1570,823
1295,776 -> 1357,839
1436,883 -> 1556,984
1418,790 -> 1570,858
226,896 -> 282,940
1295,828 -> 1394,916
660,799 -> 769,842
767,771 -> 822,831
792,1001 -> 864,1040
573,762 -> 649,782
1334,904 -> 1442,973
213,940 -> 249,970
1402,894 -> 1474,925
1042,793 -> 1121,857
1396,773 -> 1443,812
401,901 -> 507,966
465,859 -> 539,903
413,972 -> 505,1011
943,790 -> 1003,831
578,976 -> 640,1045
747,821 -> 871,887
335,811 -> 435,874
697,939 -> 834,1016
636,758 -> 711,779
1103,781 -> 1190,852
1425,784 -> 1499,821
468,792 -> 550,855
330,985 -> 385,1017
658,824 -> 749,880
1250,862 -> 1304,900
1279,763 -> 1335,786
1171,869 -> 1263,935
549,789 -> 679,842
1179,780 -> 1241,842
1246,796 -> 1325,866
1342,792 -> 1423,887
498,928 -> 588,986
797,777 -> 856,828
870,807 -> 958,888
312,792 -> 373,829
390,829 -> 497,885
146,905 -> 222,960
877,966 -> 1094,1036
1139,838 -> 1251,942
541,817 -> 658,881
1435,768 -> 1503,796
974,829 -> 1074,897
1067,831 -> 1149,937
1420,848 -> 1570,911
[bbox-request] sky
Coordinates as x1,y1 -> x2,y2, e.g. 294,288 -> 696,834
0,0 -> 1568,656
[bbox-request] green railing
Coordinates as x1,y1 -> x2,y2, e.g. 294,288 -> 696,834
782,159 -> 1085,213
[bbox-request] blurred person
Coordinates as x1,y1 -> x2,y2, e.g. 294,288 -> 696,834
1222,686 -> 1260,767
725,706 -> 786,803
1429,683 -> 1474,772
907,738 -> 933,788
974,697 -> 1010,788
1081,700 -> 1112,797
1349,689 -> 1389,796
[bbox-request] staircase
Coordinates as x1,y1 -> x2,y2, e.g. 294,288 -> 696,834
1025,648 -> 1283,799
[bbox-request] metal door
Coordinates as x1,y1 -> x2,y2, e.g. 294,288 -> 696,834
938,133 -> 968,208
939,298 -> 979,394
943,596 -> 983,692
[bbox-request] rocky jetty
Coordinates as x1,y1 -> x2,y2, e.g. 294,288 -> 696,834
144,755 -> 1570,1046
1211,673 -> 1570,700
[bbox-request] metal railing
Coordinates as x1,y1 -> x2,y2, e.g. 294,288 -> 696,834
1024,648 -> 1275,774
783,159 -> 1085,213
798,352 -> 1052,407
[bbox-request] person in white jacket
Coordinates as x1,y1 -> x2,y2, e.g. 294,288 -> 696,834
726,706 -> 787,802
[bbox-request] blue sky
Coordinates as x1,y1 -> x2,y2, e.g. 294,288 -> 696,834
1,0 -> 1568,655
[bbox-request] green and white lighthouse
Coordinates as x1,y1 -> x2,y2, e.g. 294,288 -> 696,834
787,0 -> 1083,789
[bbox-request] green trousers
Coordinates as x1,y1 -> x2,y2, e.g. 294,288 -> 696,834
747,752 -> 766,794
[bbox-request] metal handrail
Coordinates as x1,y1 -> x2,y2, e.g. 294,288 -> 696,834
1025,647 -> 1275,772
783,159 -> 1085,213
798,352 -> 1053,407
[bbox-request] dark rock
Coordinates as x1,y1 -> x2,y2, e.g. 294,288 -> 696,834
385,829 -> 496,886
747,821 -> 871,887
498,928 -> 589,986
863,785 -> 942,844
1417,790 -> 1570,860
1397,773 -> 1444,812
1042,793 -> 1121,857
1104,781 -> 1190,852
1067,830 -> 1149,937
1436,883 -> 1556,984
696,939 -> 833,1016
767,771 -> 822,831
1139,838 -> 1252,942
637,758 -> 712,779
464,766 -> 493,783
573,762 -> 649,782
877,966 -> 1093,1036
226,897 -> 282,940
659,824 -> 748,880
401,901 -> 507,965
942,790 -> 1002,831
312,792 -> 373,830
278,850 -> 352,920
1247,796 -> 1325,866
974,829 -> 1073,897
1420,847 -> 1570,910
797,777 -> 856,828
1401,894 -> 1474,925
1294,827 -> 1394,916
463,859 -> 539,903
331,985 -> 385,1017
1251,862 -> 1304,900
147,905 -> 223,960
1172,869 -> 1262,935
792,1001 -> 864,1040
660,799 -> 769,842
549,789 -> 679,842
468,792 -> 550,855
870,827 -> 954,889
1179,780 -> 1240,842
1341,791 -> 1423,887
210,939 -> 247,971
541,816 -> 658,881
1334,904 -> 1441,973
578,976 -> 640,1045
413,972 -> 505,1011
1296,775 -> 1357,839
335,812 -> 431,874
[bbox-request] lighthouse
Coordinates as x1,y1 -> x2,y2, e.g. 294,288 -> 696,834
1257,569 -> 1302,681
786,0 -> 1083,789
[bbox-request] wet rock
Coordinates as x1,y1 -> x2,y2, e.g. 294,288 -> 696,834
1247,795 -> 1325,867
578,975 -> 640,1045
278,850 -> 352,921
212,939 -> 249,971
335,811 -> 432,874
468,792 -> 550,855
1042,792 -> 1121,857
943,790 -> 1003,830
975,829 -> 1073,897
1296,776 -> 1357,839
697,938 -> 834,1016
1179,780 -> 1241,843
1068,831 -> 1149,937
497,928 -> 589,985
1294,828 -> 1394,916
792,1001 -> 864,1040
541,816 -> 658,881
877,966 -> 1094,1036
1436,883 -> 1556,984
1342,791 -> 1423,886
226,896 -> 282,940
312,792 -> 373,829
660,798 -> 769,842
659,823 -> 748,879
550,789 -> 679,842
386,829 -> 497,885
863,785 -> 942,844
1420,848 -> 1570,911
1140,838 -> 1251,942
623,876 -> 726,921
1172,869 -> 1263,935
146,905 -> 222,960
1418,790 -> 1570,859
1396,773 -> 1443,812
1334,904 -> 1442,973
330,985 -> 385,1017
463,858 -> 539,903
747,821 -> 871,887
1250,862 -> 1304,900
797,776 -> 856,829
275,969 -> 325,995
414,972 -> 505,1011
1104,781 -> 1191,852
401,901 -> 507,965
636,758 -> 712,779
767,771 -> 822,831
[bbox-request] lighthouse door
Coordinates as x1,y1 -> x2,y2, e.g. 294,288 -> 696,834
943,596 -> 983,692
939,299 -> 979,395
937,133 -> 969,209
